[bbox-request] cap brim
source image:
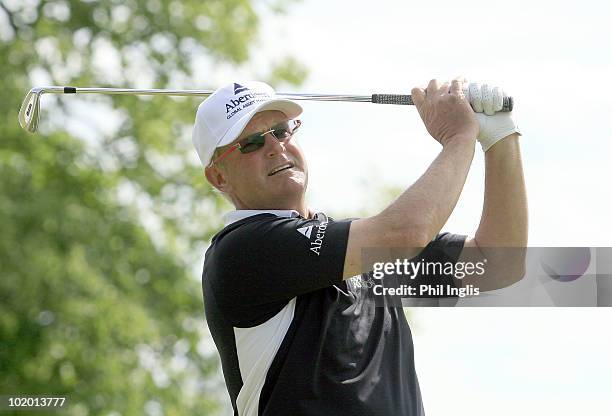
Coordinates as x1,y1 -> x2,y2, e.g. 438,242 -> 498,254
216,99 -> 303,148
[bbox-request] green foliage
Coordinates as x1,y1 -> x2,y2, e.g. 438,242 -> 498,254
268,56 -> 308,87
0,0 -> 305,414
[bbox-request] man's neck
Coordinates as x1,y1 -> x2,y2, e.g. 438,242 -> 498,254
232,200 -> 311,219
293,202 -> 310,218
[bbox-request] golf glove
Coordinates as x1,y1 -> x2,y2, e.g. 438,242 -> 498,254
464,83 -> 521,152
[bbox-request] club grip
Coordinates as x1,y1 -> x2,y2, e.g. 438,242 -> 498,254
371,94 -> 414,105
371,94 -> 514,112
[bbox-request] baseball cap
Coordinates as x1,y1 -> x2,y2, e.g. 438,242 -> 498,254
192,81 -> 303,167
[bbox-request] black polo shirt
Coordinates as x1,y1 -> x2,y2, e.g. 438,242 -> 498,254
202,210 -> 466,416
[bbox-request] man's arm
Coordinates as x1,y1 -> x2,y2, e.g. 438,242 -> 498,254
459,133 -> 528,290
343,78 -> 478,279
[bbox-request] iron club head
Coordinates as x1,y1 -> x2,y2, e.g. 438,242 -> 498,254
18,87 -> 44,133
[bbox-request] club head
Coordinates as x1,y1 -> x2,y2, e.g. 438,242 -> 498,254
18,87 -> 44,133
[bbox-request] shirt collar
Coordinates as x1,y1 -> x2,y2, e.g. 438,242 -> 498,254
223,209 -> 302,226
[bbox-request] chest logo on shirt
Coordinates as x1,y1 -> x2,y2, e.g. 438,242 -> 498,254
296,220 -> 328,255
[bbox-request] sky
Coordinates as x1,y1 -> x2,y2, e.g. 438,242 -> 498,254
409,307 -> 612,416
210,1 -> 612,415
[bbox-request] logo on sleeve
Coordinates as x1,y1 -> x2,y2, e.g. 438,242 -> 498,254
296,225 -> 313,239
296,218 -> 329,256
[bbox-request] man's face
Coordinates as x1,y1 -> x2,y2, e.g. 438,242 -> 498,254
206,110 -> 308,210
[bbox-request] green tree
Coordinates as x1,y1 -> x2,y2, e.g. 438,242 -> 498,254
0,0 -> 305,414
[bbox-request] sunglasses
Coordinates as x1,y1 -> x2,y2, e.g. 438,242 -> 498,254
211,119 -> 302,166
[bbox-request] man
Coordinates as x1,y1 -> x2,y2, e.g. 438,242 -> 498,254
193,79 -> 527,415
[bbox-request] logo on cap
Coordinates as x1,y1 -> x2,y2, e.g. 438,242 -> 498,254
233,83 -> 249,95
225,83 -> 270,120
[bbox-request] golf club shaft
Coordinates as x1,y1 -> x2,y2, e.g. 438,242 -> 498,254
18,85 -> 514,133
28,85 -> 515,108
34,86 -> 393,103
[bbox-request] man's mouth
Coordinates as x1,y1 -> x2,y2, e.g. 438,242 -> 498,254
268,162 -> 295,176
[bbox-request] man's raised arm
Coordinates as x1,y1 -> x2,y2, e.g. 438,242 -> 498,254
343,78 -> 478,279
460,100 -> 528,291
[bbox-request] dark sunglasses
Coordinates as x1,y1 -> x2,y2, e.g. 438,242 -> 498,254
211,119 -> 301,165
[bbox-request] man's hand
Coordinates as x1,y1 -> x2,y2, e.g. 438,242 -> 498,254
464,82 -> 521,152
411,78 -> 479,147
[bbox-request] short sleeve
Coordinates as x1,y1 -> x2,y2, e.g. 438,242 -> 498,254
203,214 -> 353,325
408,232 -> 468,290
370,232 -> 468,301
421,232 -> 467,266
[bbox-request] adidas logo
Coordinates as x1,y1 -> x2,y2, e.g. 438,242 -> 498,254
233,83 -> 249,95
296,225 -> 313,239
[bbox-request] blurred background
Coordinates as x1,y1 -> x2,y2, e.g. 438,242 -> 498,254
1,0 -> 611,415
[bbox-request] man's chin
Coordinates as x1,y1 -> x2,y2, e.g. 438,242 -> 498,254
267,178 -> 306,205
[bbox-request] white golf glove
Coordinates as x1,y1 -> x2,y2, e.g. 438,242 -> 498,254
463,83 -> 521,152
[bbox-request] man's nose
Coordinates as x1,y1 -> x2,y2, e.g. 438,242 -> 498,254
265,132 -> 286,157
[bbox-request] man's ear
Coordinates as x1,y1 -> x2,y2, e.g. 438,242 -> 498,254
204,165 -> 232,194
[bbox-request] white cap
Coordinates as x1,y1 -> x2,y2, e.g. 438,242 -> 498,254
192,81 -> 303,167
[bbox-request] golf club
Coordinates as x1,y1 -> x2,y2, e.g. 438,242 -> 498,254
18,85 -> 514,134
